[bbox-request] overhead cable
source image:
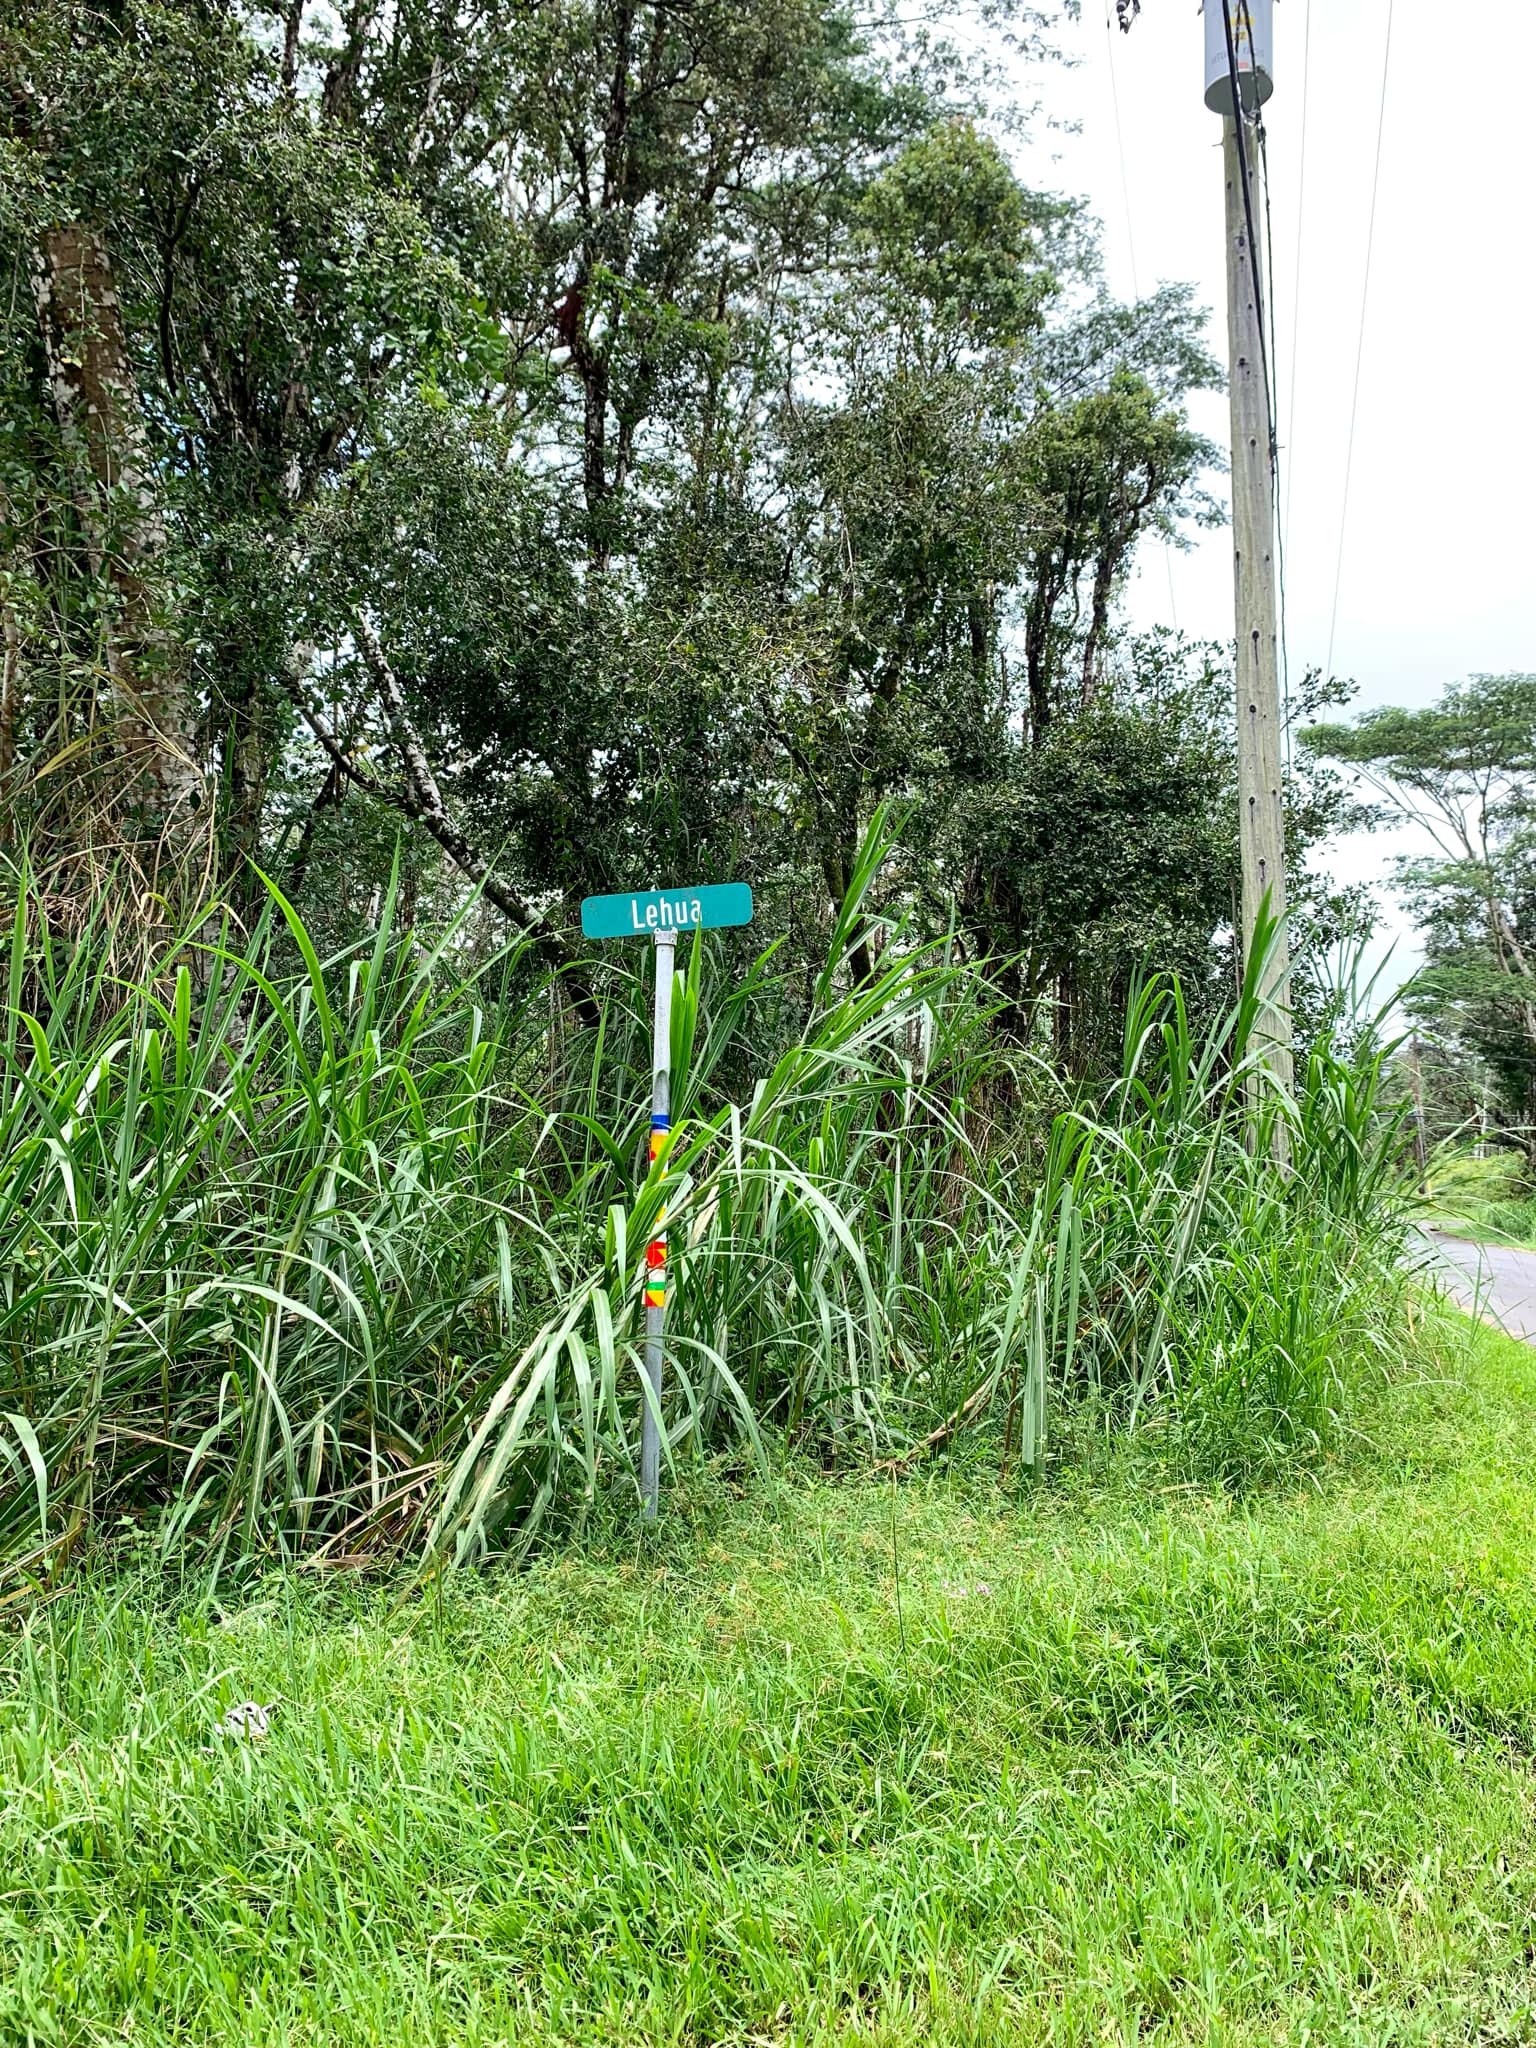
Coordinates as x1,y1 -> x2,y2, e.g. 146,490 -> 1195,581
1282,0 -> 1313,557
1104,3 -> 1181,630
1326,0 -> 1396,685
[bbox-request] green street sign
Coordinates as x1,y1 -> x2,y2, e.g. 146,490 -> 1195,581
581,882 -> 753,942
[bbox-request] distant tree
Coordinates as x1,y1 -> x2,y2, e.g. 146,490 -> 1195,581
1307,675 -> 1536,1152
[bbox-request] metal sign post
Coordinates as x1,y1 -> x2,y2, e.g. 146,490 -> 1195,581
579,881 -> 753,1519
640,928 -> 675,1521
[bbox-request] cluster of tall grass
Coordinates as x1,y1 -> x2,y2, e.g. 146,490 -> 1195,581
0,829 -> 1414,1589
1425,1149 -> 1536,1246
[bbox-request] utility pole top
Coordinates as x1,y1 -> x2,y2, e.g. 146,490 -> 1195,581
1204,1 -> 1274,115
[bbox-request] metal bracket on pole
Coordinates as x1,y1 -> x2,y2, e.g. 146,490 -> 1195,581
640,928 -> 676,1520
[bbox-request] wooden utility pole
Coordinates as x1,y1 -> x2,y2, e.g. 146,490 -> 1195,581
1207,1 -> 1293,1110
1223,112 -> 1291,1093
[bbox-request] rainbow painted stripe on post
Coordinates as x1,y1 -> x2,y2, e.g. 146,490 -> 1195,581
645,1110 -> 669,1308
644,1236 -> 667,1311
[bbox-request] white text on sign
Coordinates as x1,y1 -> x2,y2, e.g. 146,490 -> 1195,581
631,896 -> 704,931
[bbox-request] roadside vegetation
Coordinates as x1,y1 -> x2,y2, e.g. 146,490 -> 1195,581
1,0 -> 1415,1600
0,834 -> 1413,1589
1,2 -> 1508,2039
1312,673 -> 1536,1185
1422,1152 -> 1536,1247
4,1312 -> 1534,2046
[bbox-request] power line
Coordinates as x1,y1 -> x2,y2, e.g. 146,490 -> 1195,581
1103,3 -> 1140,299
1282,0 -> 1312,559
1258,119 -> 1292,770
1326,0 -> 1396,684
1103,4 -> 1179,631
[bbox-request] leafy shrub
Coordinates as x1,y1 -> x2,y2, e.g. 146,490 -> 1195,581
0,845 -> 1414,1587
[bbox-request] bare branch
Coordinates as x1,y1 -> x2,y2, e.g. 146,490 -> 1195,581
280,647 -> 385,797
349,618 -> 597,1016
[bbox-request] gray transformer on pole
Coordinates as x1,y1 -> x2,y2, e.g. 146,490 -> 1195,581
1204,0 -> 1274,115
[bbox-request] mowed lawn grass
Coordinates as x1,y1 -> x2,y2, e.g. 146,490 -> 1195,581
4,1319 -> 1536,2047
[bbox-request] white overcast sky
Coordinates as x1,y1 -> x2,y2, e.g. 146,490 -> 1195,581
1006,0 -> 1536,984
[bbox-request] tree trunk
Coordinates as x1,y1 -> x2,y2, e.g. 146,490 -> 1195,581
1023,563 -> 1065,744
1080,547 -> 1116,711
281,0 -> 305,92
31,224 -> 203,843
320,2 -> 377,122
224,665 -> 271,919
968,594 -> 989,689
1054,958 -> 1077,1076
819,815 -> 875,986
0,479 -> 24,840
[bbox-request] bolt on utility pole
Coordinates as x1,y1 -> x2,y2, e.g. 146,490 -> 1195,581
1205,1 -> 1294,1113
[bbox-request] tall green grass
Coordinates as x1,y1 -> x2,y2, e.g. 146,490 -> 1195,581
0,833 -> 1414,1587
5,1316 -> 1532,2046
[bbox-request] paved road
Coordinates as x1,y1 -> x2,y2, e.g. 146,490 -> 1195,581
1419,1227 -> 1536,1342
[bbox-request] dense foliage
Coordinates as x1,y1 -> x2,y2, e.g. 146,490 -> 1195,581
0,0 -> 1282,1044
0,838 -> 1411,1582
0,5 -> 1417,1589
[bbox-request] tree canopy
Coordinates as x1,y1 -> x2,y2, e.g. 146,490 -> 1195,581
0,0 -> 1329,1066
